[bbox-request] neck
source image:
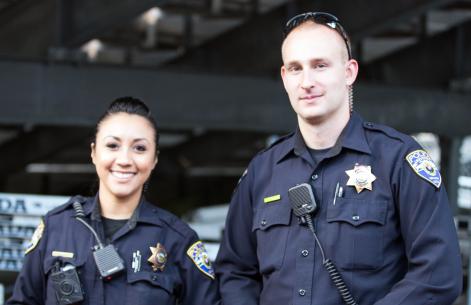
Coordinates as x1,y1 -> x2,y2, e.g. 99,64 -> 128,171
298,108 -> 350,149
98,189 -> 141,219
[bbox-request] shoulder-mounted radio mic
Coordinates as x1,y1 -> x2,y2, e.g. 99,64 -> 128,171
288,184 -> 358,305
288,183 -> 318,225
72,196 -> 125,280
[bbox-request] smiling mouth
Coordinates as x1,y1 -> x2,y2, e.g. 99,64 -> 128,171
111,171 -> 136,179
300,94 -> 322,101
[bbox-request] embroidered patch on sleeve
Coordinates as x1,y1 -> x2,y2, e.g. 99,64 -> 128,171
186,241 -> 215,280
405,149 -> 442,189
25,220 -> 45,254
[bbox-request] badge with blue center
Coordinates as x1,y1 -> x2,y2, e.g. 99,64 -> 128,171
186,241 -> 215,279
406,149 -> 441,189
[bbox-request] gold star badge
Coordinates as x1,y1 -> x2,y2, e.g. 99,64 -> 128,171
147,243 -> 167,272
346,164 -> 376,193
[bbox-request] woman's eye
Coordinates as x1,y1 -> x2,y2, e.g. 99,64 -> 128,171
106,143 -> 119,149
135,145 -> 147,152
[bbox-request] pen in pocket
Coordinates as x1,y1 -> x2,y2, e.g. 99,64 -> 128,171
332,183 -> 344,205
333,182 -> 339,205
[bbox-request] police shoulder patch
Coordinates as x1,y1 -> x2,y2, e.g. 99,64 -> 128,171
25,219 -> 45,254
186,241 -> 215,280
405,149 -> 442,189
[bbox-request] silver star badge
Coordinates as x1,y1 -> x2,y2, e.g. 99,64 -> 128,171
345,164 -> 376,193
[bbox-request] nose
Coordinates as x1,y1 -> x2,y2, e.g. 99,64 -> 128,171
116,148 -> 132,166
301,69 -> 315,89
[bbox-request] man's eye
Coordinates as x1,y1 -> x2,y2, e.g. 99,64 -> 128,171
315,63 -> 327,69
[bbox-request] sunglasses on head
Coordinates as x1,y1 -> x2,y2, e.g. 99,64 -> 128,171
283,12 -> 352,60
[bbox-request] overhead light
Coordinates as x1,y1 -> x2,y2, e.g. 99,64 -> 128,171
186,166 -> 246,177
141,7 -> 163,26
81,39 -> 104,60
26,163 -> 95,174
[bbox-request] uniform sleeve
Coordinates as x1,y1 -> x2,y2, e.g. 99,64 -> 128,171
215,164 -> 261,305
178,233 -> 221,305
374,157 -> 462,305
7,219 -> 48,305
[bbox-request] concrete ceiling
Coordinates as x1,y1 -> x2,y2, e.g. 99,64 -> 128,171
0,0 -> 470,210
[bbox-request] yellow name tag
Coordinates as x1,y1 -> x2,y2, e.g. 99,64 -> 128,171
52,251 -> 74,258
263,194 -> 281,203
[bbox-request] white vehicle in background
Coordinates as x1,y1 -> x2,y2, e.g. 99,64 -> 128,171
184,204 -> 229,261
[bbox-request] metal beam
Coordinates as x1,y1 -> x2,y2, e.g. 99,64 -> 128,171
362,19 -> 471,87
0,59 -> 470,136
58,0 -> 159,47
164,0 -> 457,74
0,0 -> 161,58
0,126 -> 90,175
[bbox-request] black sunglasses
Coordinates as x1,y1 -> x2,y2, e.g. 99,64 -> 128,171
283,12 -> 352,59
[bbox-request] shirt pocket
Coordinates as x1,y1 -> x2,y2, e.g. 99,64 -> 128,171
326,198 -> 388,271
251,201 -> 291,273
126,271 -> 176,305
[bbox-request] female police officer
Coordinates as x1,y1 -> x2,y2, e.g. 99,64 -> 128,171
7,97 -> 220,305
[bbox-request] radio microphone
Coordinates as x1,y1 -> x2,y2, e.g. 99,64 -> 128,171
288,184 -> 358,305
288,183 -> 317,225
72,196 -> 125,280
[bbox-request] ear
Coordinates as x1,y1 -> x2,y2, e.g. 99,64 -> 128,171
90,143 -> 97,165
345,59 -> 359,86
280,65 -> 289,91
152,156 -> 158,169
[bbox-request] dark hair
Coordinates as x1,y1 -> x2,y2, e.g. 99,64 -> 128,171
92,97 -> 160,154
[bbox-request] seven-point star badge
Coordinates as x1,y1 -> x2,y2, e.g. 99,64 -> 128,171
148,243 -> 167,272
346,164 -> 376,193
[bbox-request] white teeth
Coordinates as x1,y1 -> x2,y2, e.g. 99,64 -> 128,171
111,171 -> 134,179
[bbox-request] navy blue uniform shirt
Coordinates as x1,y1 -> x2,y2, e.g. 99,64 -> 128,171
8,195 -> 220,305
215,112 -> 462,305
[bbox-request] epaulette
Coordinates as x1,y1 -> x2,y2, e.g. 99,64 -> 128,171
261,132 -> 294,153
155,207 -> 193,238
362,121 -> 408,144
47,195 -> 87,216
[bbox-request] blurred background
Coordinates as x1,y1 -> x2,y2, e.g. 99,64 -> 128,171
0,0 -> 470,303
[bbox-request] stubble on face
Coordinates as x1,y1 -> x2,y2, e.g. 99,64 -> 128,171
280,22 -> 355,126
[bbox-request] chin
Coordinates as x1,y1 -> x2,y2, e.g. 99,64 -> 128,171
109,188 -> 140,200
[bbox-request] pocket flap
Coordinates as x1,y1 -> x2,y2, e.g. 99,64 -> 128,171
327,198 -> 388,227
127,272 -> 174,294
43,255 -> 86,275
252,200 -> 292,231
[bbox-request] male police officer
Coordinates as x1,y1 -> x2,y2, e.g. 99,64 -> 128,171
215,12 -> 462,305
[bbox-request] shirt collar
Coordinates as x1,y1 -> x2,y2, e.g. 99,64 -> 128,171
83,194 -> 149,229
276,111 -> 371,163
337,112 -> 371,155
